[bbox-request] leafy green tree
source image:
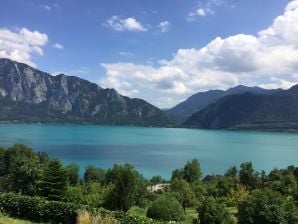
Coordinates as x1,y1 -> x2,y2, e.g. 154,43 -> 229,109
84,165 -> 106,184
150,175 -> 163,184
239,162 -> 260,190
183,159 -> 202,183
225,166 -> 238,177
171,168 -> 184,181
40,159 -> 68,201
147,194 -> 185,221
0,147 -> 5,176
104,164 -> 139,211
171,178 -> 195,212
238,189 -> 298,224
2,144 -> 42,195
65,163 -> 80,186
267,168 -> 297,196
64,182 -> 111,208
217,176 -> 237,197
198,197 -> 234,224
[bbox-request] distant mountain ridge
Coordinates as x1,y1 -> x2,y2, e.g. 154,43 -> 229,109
0,58 -> 171,126
165,85 -> 281,124
184,86 -> 298,131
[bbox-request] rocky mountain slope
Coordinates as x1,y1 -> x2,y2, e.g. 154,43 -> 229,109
0,58 -> 171,126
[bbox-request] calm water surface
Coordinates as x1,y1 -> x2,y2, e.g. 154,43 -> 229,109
0,124 -> 297,179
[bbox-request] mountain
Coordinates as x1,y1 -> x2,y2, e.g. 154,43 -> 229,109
0,58 -> 171,126
165,85 -> 280,124
184,87 -> 298,131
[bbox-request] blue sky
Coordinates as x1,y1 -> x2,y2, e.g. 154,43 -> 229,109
1,0 -> 298,108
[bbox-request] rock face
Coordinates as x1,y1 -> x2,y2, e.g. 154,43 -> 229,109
184,89 -> 298,131
0,58 -> 171,126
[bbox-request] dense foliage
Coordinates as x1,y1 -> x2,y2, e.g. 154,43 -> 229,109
147,194 -> 185,221
238,189 -> 298,224
0,144 -> 297,224
0,193 -> 79,223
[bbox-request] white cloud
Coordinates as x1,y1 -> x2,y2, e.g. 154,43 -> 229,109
104,16 -> 147,32
197,8 -> 206,16
100,1 -> 298,108
53,43 -> 64,49
187,0 -> 220,22
0,27 -> 48,67
158,21 -> 171,32
119,51 -> 133,57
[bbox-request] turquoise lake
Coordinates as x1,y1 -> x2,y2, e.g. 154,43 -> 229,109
0,124 -> 297,179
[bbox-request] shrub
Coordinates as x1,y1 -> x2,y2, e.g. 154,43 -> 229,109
0,193 -> 80,223
147,194 -> 185,221
198,197 -> 234,224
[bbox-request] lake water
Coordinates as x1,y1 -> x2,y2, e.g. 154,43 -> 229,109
0,124 -> 297,179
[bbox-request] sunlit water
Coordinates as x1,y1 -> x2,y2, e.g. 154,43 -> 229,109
0,124 -> 297,179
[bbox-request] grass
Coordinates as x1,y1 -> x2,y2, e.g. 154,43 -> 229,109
128,206 -> 198,224
0,214 -> 35,224
127,206 -> 147,217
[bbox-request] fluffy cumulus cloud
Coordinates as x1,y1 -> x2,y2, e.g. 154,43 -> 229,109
104,16 -> 147,32
0,27 -> 48,67
100,1 -> 298,108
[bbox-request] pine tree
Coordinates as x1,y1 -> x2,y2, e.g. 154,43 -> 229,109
40,159 -> 68,201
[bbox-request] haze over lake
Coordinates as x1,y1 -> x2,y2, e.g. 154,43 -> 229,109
0,124 -> 297,179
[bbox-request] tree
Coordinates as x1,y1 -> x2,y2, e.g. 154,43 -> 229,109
40,159 -> 68,201
171,169 -> 184,181
104,164 -> 139,211
267,168 -> 297,196
171,178 -> 195,212
2,144 -> 42,195
65,163 -> 80,186
84,165 -> 106,184
239,162 -> 260,190
183,159 -> 202,183
150,175 -> 163,184
238,189 -> 298,224
198,197 -> 234,224
147,194 -> 185,221
225,166 -> 238,177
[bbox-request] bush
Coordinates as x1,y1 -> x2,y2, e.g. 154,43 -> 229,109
147,194 -> 185,221
198,197 -> 234,224
0,193 -> 80,223
238,189 -> 298,224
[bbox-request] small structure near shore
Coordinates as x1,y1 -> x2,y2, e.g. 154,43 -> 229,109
149,183 -> 171,192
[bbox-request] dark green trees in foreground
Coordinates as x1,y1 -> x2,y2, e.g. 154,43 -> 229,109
238,189 -> 298,224
40,159 -> 68,201
0,144 -> 298,224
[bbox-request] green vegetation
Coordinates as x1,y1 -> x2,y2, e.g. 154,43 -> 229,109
0,144 -> 297,223
147,194 -> 185,221
238,189 -> 298,224
0,214 -> 35,224
196,197 -> 234,224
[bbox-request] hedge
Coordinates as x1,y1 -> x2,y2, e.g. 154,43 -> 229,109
0,193 -> 80,224
0,193 -> 161,224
